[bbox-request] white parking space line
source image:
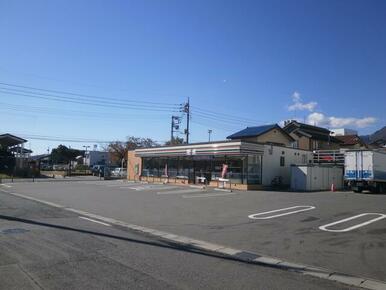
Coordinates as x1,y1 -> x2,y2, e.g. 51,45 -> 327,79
319,213 -> 386,232
78,181 -> 111,186
157,188 -> 205,195
79,216 -> 112,226
248,205 -> 316,220
107,183 -> 141,187
128,186 -> 149,191
123,185 -> 178,191
182,192 -> 237,198
0,184 -> 11,188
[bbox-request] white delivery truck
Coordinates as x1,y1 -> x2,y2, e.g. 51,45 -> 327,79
344,150 -> 386,193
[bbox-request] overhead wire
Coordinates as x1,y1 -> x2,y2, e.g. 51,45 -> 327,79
14,133 -> 169,144
191,105 -> 267,124
0,90 -> 180,113
0,101 -> 171,121
0,81 -> 180,106
0,81 -> 277,145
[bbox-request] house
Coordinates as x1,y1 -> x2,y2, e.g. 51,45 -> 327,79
84,151 -> 110,167
368,139 -> 386,150
0,133 -> 31,170
283,121 -> 342,150
335,135 -> 368,149
330,128 -> 358,136
226,124 -> 295,147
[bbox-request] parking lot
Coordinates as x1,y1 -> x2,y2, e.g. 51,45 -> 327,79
1,179 -> 386,283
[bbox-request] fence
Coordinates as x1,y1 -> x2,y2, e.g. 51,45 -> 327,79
313,150 -> 345,165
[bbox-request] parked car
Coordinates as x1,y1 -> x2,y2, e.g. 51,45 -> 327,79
112,167 -> 127,177
41,164 -> 53,170
53,164 -> 68,171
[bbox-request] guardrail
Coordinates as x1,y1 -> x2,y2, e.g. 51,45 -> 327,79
313,150 -> 345,165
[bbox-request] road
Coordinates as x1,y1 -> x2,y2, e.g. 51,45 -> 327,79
1,179 -> 385,289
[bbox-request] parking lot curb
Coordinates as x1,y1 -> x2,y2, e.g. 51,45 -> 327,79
2,189 -> 386,290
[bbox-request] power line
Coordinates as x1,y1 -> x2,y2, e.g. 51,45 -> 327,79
0,101 -> 171,121
192,111 -> 253,127
0,86 -> 179,109
190,119 -> 235,133
0,81 -> 180,106
0,90 -> 180,113
191,105 -> 267,124
14,133 -> 169,144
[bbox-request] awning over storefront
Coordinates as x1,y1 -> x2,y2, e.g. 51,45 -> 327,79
135,140 -> 264,157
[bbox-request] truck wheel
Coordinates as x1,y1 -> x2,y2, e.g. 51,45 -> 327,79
369,186 -> 380,194
353,187 -> 363,193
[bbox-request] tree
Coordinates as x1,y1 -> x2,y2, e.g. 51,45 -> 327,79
164,137 -> 184,146
0,147 -> 15,173
108,136 -> 159,164
51,145 -> 83,164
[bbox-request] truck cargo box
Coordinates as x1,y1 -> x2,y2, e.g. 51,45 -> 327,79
344,150 -> 386,181
344,150 -> 386,193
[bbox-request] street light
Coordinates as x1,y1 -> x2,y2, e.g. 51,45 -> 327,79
208,129 -> 213,142
83,146 -> 90,167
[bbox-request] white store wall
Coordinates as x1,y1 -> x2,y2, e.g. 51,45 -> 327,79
262,145 -> 313,186
290,165 -> 343,191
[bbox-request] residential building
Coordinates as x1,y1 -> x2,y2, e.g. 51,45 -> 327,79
330,128 -> 358,136
335,135 -> 368,149
283,121 -> 342,150
368,139 -> 386,150
84,151 -> 110,167
227,124 -> 294,147
0,133 -> 31,170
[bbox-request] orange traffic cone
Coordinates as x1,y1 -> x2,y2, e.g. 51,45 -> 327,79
331,183 -> 335,192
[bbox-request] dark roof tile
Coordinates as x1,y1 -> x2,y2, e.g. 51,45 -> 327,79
227,124 -> 281,139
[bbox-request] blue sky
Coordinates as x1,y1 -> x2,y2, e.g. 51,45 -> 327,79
1,0 -> 385,154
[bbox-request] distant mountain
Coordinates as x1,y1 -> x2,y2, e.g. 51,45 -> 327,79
361,126 -> 386,144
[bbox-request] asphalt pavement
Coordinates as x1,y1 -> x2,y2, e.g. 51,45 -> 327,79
1,179 -> 385,289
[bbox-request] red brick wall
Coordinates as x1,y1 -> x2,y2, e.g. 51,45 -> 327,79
127,150 -> 142,181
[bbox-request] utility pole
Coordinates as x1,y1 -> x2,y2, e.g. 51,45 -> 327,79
170,116 -> 174,141
182,97 -> 190,144
208,129 -> 212,142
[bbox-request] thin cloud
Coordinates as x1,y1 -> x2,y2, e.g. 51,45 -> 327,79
288,91 -> 317,112
307,112 -> 376,128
